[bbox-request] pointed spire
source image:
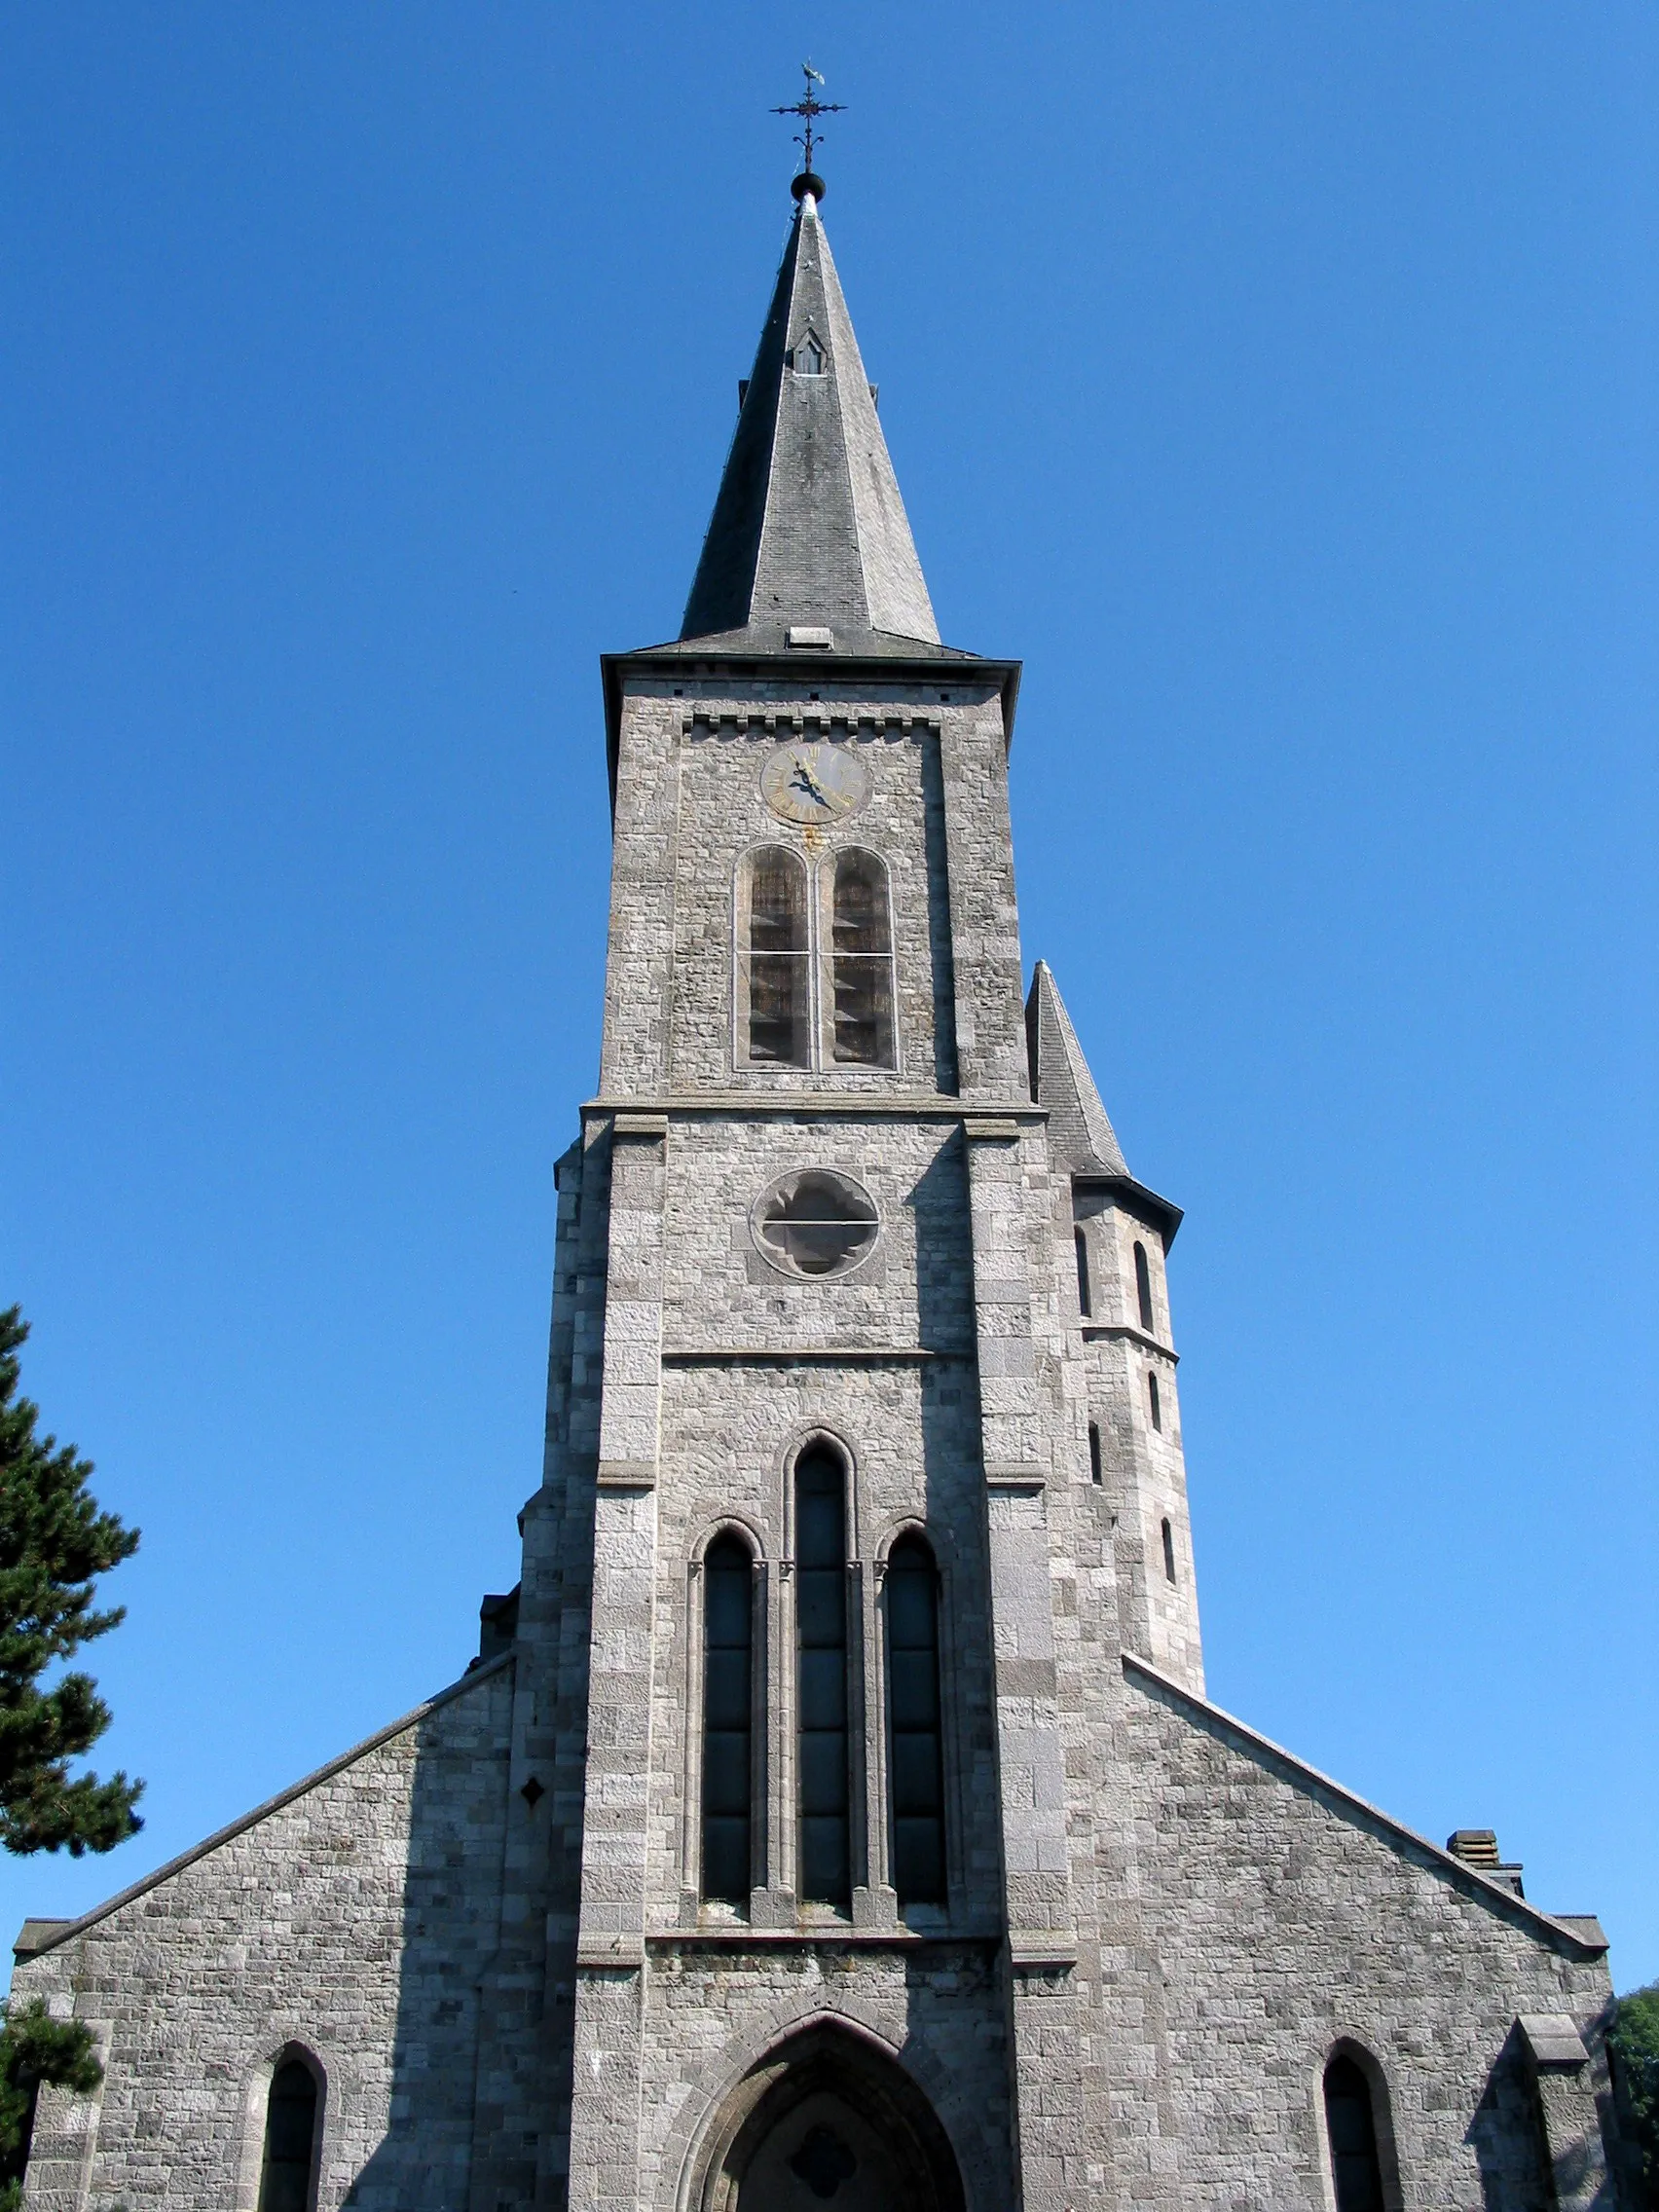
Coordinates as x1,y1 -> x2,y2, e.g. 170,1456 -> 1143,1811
1025,962 -> 1130,1179
679,187 -> 941,654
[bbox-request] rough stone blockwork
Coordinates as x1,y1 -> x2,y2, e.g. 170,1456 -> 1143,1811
14,1662 -> 513,2209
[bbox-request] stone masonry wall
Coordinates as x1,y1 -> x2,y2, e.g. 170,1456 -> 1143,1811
1112,1660 -> 1618,2210
13,1659 -> 514,2212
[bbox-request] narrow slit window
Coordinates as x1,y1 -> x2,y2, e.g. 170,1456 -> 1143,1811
1075,1228 -> 1091,1316
795,1447 -> 851,1905
1323,2054 -> 1385,2212
743,847 -> 810,1066
885,1535 -> 945,1906
1134,1242 -> 1155,1332
1148,1372 -> 1162,1432
830,850 -> 896,1068
257,2054 -> 319,2212
1088,1421 -> 1103,1486
1161,1517 -> 1177,1584
701,1533 -> 755,1905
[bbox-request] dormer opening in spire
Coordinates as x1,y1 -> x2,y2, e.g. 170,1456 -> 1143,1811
789,330 -> 827,376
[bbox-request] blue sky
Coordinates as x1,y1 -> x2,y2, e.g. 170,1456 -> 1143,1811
3,6 -> 1654,1987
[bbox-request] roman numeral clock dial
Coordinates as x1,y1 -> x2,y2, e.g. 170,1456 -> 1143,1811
759,739 -> 871,826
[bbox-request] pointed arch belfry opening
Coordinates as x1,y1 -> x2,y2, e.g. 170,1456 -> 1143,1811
689,2021 -> 966,2212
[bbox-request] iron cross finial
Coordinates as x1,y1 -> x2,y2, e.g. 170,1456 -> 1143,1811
771,62 -> 845,190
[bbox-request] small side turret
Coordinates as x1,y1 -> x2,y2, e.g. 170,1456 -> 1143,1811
1027,961 -> 1204,1691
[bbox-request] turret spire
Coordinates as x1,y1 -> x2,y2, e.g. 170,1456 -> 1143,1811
678,181 -> 941,653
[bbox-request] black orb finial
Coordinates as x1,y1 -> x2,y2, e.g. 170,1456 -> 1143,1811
791,170 -> 827,204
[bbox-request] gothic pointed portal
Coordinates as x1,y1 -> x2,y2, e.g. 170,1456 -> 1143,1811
691,2024 -> 967,2212
680,187 -> 941,655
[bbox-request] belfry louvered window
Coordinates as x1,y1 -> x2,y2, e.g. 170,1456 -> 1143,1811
885,1534 -> 945,1905
735,845 -> 901,1073
830,849 -> 896,1068
701,1532 -> 756,1904
794,1445 -> 851,1905
741,846 -> 811,1065
257,2053 -> 320,2212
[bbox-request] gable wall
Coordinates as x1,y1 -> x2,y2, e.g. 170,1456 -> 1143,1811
13,1661 -> 513,2212
1113,1666 -> 1616,2210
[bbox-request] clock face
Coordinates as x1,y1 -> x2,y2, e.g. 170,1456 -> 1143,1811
759,740 -> 871,826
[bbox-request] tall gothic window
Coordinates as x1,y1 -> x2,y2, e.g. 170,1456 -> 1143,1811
1161,1516 -> 1177,1584
257,2053 -> 320,2212
1134,1241 -> 1155,1333
1148,1372 -> 1162,1432
1323,2053 -> 1385,2212
830,850 -> 896,1068
795,1445 -> 851,1905
1088,1421 -> 1103,1485
885,1535 -> 945,1905
1075,1229 -> 1092,1316
741,847 -> 810,1066
701,1532 -> 755,1905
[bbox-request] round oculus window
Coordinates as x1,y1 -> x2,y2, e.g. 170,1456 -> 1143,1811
753,1169 -> 879,1279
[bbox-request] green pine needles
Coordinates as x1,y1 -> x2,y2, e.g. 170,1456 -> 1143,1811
1611,1984 -> 1659,2210
0,1999 -> 103,2210
0,1307 -> 141,1857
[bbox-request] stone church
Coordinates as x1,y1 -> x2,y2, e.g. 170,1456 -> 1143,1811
11,172 -> 1629,2212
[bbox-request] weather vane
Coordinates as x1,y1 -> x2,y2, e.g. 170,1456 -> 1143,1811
772,62 -> 844,193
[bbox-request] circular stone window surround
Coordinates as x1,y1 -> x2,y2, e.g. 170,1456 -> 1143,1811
750,1168 -> 882,1282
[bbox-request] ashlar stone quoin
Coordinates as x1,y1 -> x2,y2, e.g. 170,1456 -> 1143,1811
9,174 -> 1632,2212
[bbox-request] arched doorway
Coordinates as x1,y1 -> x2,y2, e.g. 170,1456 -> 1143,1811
695,2023 -> 965,2212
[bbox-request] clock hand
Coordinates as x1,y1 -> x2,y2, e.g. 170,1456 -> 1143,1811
790,756 -> 831,805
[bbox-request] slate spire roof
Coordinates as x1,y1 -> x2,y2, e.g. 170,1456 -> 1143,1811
677,185 -> 953,658
1025,960 -> 1185,1241
1025,961 -> 1130,1179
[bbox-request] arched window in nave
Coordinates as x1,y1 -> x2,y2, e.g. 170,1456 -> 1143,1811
1323,2052 -> 1386,2212
794,1445 -> 851,1904
885,1534 -> 945,1905
830,848 -> 896,1068
701,1531 -> 756,1904
741,846 -> 811,1066
257,2053 -> 320,2212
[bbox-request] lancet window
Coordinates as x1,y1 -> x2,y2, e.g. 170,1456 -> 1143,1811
830,849 -> 896,1067
257,2053 -> 320,2212
1323,2052 -> 1386,2212
701,1531 -> 756,1905
1134,1241 -> 1156,1333
885,1535 -> 945,1905
734,845 -> 899,1073
794,1445 -> 851,1905
740,846 -> 811,1066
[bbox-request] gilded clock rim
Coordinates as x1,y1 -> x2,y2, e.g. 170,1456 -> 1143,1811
757,738 -> 872,825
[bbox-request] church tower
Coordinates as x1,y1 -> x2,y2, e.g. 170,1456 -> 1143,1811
9,159 -> 1624,2212
505,171 -> 1209,2207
